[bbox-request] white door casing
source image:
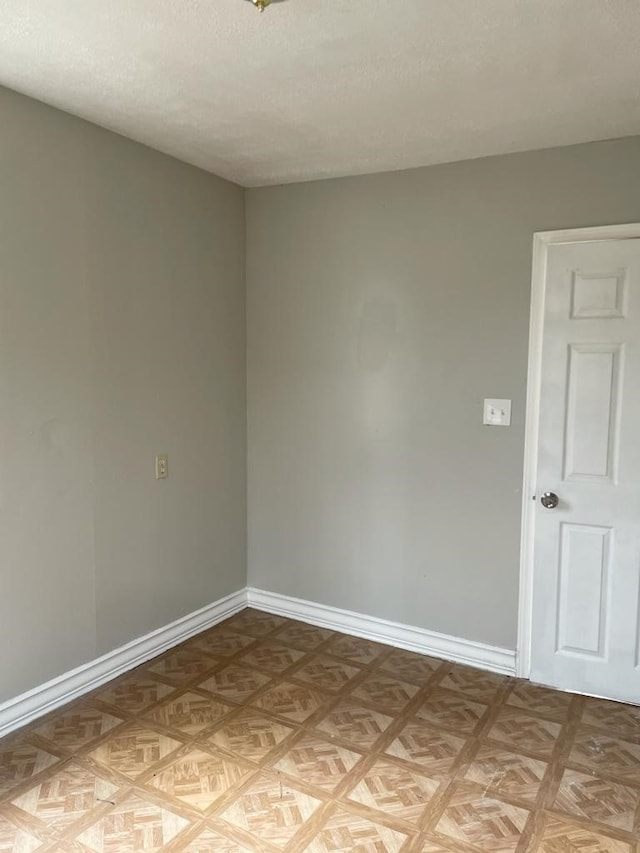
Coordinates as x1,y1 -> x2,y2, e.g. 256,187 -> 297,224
519,224 -> 640,704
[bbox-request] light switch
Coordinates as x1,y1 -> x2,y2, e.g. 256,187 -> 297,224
155,454 -> 168,479
483,399 -> 512,427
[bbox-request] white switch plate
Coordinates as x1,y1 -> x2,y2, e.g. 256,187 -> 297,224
155,454 -> 168,479
483,399 -> 512,426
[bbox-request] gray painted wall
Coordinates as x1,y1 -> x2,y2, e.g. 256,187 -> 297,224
0,87 -> 246,701
246,138 -> 640,650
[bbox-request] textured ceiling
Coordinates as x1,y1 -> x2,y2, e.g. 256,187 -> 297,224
1,1 -> 640,187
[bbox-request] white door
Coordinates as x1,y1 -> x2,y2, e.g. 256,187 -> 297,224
529,237 -> 640,703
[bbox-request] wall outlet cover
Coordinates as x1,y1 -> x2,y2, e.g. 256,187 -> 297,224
155,454 -> 169,479
483,399 -> 512,426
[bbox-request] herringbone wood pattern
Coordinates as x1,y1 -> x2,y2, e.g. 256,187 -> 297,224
1,608 -> 639,853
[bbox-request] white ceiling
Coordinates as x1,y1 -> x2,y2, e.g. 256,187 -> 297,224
1,0 -> 640,187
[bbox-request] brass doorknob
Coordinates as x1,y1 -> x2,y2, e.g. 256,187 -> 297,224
540,492 -> 559,509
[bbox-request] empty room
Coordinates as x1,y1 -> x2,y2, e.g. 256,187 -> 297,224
1,1 -> 640,851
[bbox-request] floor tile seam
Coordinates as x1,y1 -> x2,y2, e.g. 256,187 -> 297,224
158,817 -> 211,853
191,671 -> 283,710
159,656 -> 278,695
129,768 -> 252,825
253,722 -> 370,792
251,673 -> 360,729
282,798 -> 340,853
540,694 -> 586,812
335,788 -> 432,837
414,694 -> 527,840
132,761 -> 265,826
192,702 -> 303,750
84,713 -> 197,756
269,631 -> 338,655
517,700 -> 584,852
284,747 -> 373,803
346,663 -> 450,736
437,769 -> 541,813
90,732 -> 260,794
206,812 -> 285,853
634,792 -> 640,836
0,755 -> 75,807
288,796 -> 420,853
476,734 -> 558,763
235,651 -> 314,679
0,806 -> 59,848
22,722 -> 136,764
336,706 -> 431,766
272,643 -> 393,693
148,681 -> 246,717
141,660 -> 228,691
0,793 -> 119,847
307,722 -> 393,758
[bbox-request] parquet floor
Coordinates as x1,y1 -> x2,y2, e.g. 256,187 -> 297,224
1,608 -> 639,852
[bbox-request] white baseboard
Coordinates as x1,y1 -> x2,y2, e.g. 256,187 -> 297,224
0,589 -> 246,740
1,585 -> 517,739
247,588 -> 516,676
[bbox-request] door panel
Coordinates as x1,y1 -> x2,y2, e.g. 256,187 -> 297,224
530,238 -> 640,703
563,344 -> 622,482
557,523 -> 611,658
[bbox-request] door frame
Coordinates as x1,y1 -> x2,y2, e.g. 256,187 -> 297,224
517,222 -> 640,679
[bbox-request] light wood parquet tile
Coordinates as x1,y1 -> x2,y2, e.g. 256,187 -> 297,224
75,792 -> 191,852
415,689 -> 488,736
314,699 -> 394,750
307,806 -> 410,852
223,610 -> 287,638
272,621 -> 334,651
251,680 -> 330,723
552,768 -> 640,832
483,707 -> 562,759
438,665 -> 508,705
350,673 -> 420,716
94,673 -> 177,715
0,737 -> 60,800
87,723 -> 184,780
0,811 -> 46,853
145,691 -> 233,736
172,825 -> 256,852
145,650 -> 219,686
580,699 -> 640,744
505,682 -> 573,723
567,726 -> 640,784
33,708 -> 124,753
204,708 -> 295,763
273,733 -> 363,792
189,630 -> 256,659
292,655 -> 362,693
378,650 -> 443,686
325,635 -> 387,666
385,720 -> 467,777
416,841 -> 458,852
197,665 -> 271,705
434,782 -> 531,852
2,608 -> 640,853
218,771 -> 323,849
10,761 -> 121,835
146,747 -> 253,812
461,744 -> 548,806
534,815 -> 634,853
344,757 -> 440,825
237,641 -> 307,675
